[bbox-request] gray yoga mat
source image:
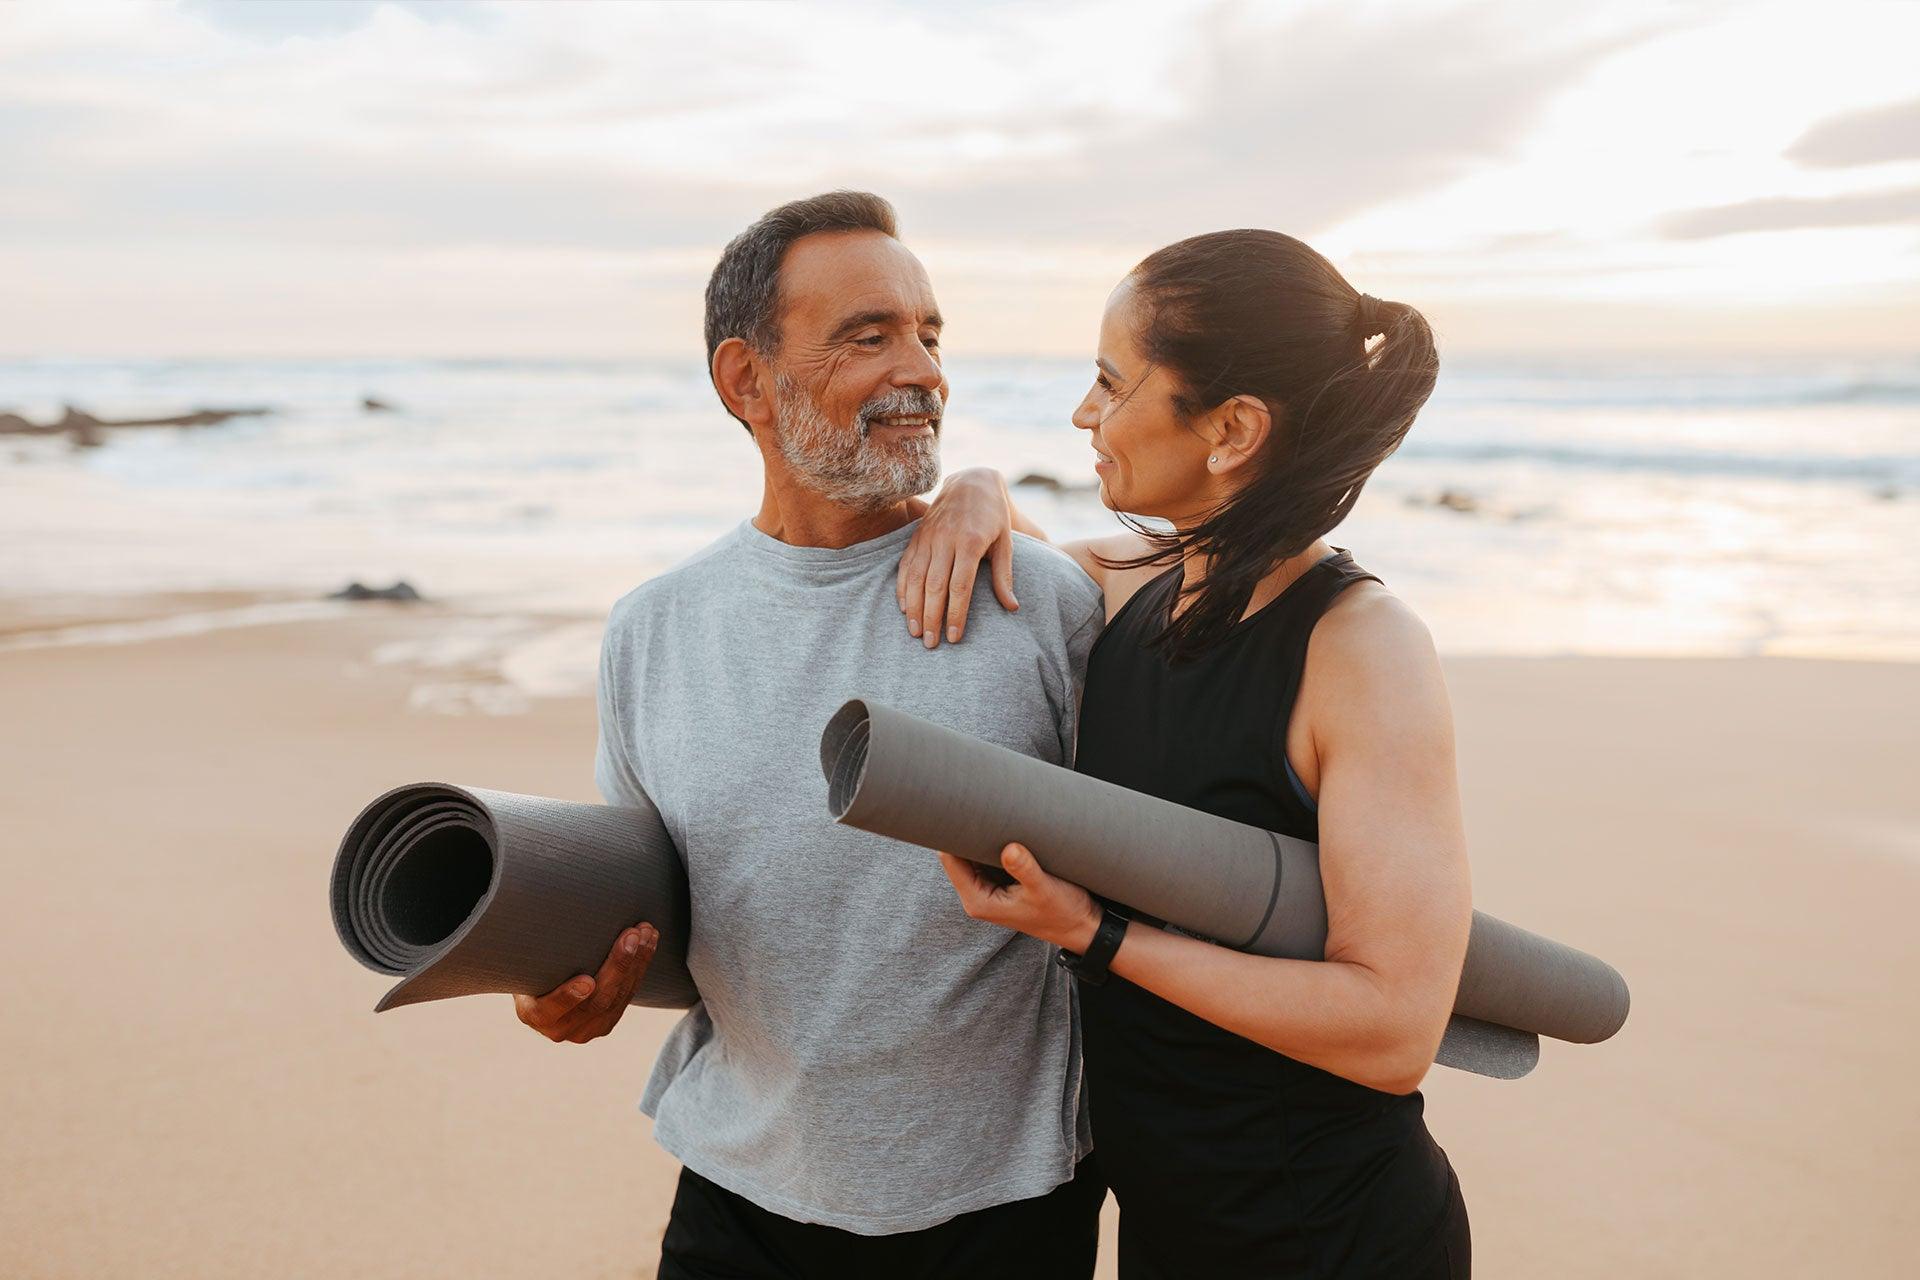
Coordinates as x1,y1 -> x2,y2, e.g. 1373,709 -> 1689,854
330,782 -> 696,1011
822,699 -> 1631,1081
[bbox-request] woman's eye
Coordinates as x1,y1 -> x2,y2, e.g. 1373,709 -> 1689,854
1096,374 -> 1114,393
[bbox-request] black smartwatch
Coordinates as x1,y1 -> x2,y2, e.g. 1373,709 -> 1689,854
1056,908 -> 1130,986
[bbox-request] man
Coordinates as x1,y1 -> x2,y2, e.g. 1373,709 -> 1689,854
512,191 -> 1106,1278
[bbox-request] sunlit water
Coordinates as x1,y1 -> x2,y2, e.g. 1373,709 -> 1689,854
3,354 -> 1916,706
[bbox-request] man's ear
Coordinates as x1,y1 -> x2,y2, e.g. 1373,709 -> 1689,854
712,337 -> 776,433
1206,395 -> 1274,474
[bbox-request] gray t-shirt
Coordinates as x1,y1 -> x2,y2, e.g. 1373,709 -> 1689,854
594,516 -> 1104,1235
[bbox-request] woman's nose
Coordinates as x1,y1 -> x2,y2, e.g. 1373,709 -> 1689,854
1071,398 -> 1097,430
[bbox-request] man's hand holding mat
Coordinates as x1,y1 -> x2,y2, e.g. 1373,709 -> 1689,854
514,923 -> 660,1044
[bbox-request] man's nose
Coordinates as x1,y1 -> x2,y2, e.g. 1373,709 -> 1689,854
891,339 -> 943,391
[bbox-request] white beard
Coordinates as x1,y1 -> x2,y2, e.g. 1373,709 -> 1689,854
771,375 -> 943,512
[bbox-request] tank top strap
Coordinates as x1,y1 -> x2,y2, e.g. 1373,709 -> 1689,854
1274,549 -> 1381,647
1265,547 -> 1382,754
1086,561 -> 1180,663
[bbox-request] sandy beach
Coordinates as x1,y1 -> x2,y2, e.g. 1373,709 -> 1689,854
2,600 -> 1916,1278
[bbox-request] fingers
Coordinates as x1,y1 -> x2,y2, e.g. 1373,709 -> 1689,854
897,526 -> 928,614
938,851 -> 999,920
517,974 -> 595,1037
901,540 -> 930,639
516,923 -> 660,1044
602,924 -> 658,1006
581,926 -> 650,1013
989,532 -> 1018,613
919,550 -> 954,649
944,554 -> 979,644
949,844 -> 1094,951
938,850 -> 994,895
937,850 -> 974,895
999,842 -> 1051,889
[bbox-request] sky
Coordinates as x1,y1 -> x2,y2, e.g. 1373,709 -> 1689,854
3,0 -> 1917,360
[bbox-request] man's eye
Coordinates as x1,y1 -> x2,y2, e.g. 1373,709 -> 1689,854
922,335 -> 940,349
856,335 -> 886,347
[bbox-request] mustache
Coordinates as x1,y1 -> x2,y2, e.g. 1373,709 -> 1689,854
856,387 -> 944,436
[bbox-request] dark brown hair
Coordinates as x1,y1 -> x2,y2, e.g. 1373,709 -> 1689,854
703,190 -> 899,433
1109,229 -> 1438,660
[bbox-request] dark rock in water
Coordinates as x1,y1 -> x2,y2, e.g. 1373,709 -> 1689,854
362,396 -> 396,413
328,580 -> 425,603
1407,488 -> 1481,515
1012,471 -> 1097,495
55,406 -> 104,449
1,404 -> 270,445
1014,471 -> 1066,492
1872,485 -> 1901,502
107,406 -> 271,428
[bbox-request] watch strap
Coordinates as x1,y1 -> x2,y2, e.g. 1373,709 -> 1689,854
1056,908 -> 1130,986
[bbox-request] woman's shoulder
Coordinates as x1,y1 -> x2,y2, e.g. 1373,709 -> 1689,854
1061,531 -> 1173,620
1303,581 -> 1449,731
1317,577 -> 1428,646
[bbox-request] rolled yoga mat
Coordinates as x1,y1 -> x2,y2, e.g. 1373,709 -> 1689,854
821,699 -> 1630,1081
330,782 -> 696,1012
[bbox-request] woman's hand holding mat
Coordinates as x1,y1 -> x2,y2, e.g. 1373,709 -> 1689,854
939,843 -> 1102,952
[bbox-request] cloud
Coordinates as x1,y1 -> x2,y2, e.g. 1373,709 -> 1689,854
4,0 -> 1914,357
1787,96 -> 1920,168
0,0 -> 1642,257
876,4 -> 1650,247
182,0 -> 493,40
1661,187 -> 1920,239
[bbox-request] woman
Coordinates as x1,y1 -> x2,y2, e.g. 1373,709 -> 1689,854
899,230 -> 1473,1277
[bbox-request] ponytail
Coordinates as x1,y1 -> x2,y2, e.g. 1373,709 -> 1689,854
1098,230 -> 1438,661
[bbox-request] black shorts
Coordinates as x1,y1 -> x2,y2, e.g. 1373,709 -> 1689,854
658,1158 -> 1104,1280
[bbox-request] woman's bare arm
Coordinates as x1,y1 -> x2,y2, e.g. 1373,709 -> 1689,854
943,587 -> 1472,1094
1104,591 -> 1472,1092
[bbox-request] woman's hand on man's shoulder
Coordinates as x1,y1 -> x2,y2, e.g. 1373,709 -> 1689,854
898,466 -> 1020,649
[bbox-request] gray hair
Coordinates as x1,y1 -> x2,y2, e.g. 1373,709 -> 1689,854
770,375 -> 943,511
704,190 -> 899,434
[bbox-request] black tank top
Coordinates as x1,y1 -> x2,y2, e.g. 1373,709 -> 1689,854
1076,550 -> 1461,1278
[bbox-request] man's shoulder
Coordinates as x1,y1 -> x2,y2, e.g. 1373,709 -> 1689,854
605,527 -> 745,638
1007,532 -> 1102,623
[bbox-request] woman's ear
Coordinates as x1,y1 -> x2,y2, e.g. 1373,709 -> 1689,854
712,337 -> 775,433
1207,395 -> 1274,474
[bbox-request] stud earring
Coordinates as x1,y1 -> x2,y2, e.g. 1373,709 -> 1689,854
1208,455 -> 1218,464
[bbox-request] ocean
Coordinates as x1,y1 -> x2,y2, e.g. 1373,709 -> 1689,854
3,353 -> 1916,706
